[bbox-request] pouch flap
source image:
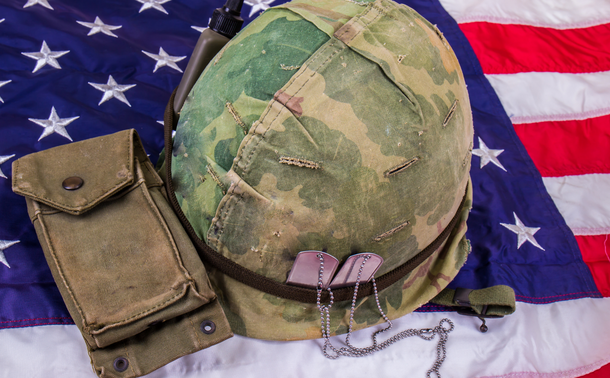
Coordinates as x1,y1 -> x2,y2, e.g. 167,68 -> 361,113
12,129 -> 148,215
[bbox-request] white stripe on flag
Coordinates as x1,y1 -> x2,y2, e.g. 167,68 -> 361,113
2,298 -> 610,378
543,174 -> 610,236
486,71 -> 610,124
439,0 -> 610,29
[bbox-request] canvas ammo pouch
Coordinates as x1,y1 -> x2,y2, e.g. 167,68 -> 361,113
11,129 -> 232,378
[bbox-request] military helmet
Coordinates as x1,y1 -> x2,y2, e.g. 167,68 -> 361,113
170,0 -> 473,340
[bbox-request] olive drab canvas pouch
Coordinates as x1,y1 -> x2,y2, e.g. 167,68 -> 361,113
12,129 -> 232,378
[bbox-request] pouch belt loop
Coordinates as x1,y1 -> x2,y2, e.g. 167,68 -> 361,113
430,285 -> 516,333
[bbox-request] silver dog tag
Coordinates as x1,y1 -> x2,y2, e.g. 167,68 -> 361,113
329,253 -> 384,289
286,251 -> 339,289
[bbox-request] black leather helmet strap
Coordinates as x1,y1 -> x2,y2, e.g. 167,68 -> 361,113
163,89 -> 467,304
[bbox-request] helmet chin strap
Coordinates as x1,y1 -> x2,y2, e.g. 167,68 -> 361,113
315,253 -> 454,378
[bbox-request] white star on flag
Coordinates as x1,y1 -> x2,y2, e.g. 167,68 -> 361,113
142,47 -> 186,73
0,18 -> 4,23
157,120 -> 176,136
501,212 -> 545,251
77,17 -> 122,38
22,41 -> 69,73
0,80 -> 11,103
89,76 -> 136,107
472,136 -> 507,171
245,0 -> 275,17
192,18 -> 211,33
0,154 -> 15,179
0,240 -> 19,268
136,0 -> 171,14
23,0 -> 53,10
28,107 -> 79,141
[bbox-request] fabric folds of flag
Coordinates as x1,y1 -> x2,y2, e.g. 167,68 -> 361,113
444,0 -> 610,298
441,0 -> 610,375
0,0 -> 609,377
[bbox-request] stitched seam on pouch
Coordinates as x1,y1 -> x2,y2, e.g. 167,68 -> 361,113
32,208 -> 62,219
188,316 -> 203,348
13,134 -> 132,214
107,176 -> 145,201
125,351 -> 136,376
89,289 -> 185,335
137,178 -> 197,285
89,182 -> 201,335
141,160 -> 164,188
36,215 -> 88,331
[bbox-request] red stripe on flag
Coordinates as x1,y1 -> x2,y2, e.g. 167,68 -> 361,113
575,235 -> 610,297
459,22 -> 610,74
513,114 -> 610,177
581,363 -> 610,378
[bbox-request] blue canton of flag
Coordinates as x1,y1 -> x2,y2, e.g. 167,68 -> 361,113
0,0 -> 283,329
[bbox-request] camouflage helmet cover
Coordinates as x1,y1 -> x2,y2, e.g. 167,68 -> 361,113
171,0 -> 473,340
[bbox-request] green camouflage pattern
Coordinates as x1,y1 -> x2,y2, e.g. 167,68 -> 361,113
171,0 -> 473,340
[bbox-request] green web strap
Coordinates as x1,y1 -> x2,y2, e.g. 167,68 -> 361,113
432,285 -> 516,317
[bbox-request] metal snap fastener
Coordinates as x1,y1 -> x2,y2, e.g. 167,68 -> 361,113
113,357 -> 129,372
200,320 -> 216,334
62,176 -> 84,190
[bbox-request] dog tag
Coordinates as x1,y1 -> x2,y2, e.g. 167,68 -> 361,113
329,253 -> 384,289
286,251 -> 339,289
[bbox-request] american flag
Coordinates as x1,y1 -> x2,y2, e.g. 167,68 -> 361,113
1,0 -> 609,377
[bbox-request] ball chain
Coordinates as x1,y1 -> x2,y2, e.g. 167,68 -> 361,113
315,253 -> 454,378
